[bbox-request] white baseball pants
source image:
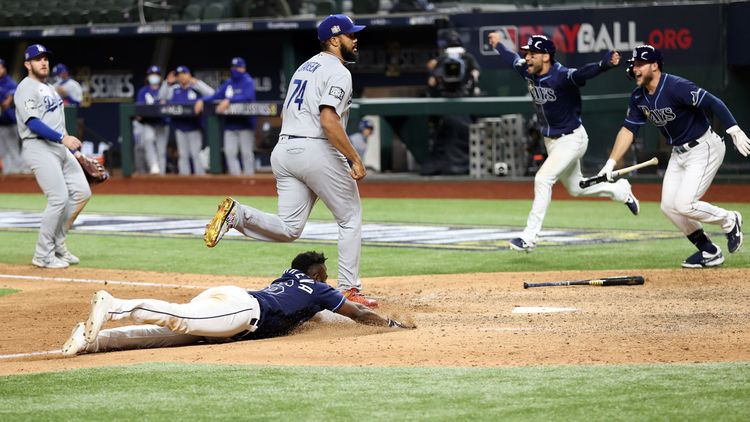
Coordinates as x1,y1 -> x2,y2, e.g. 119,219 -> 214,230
21,139 -> 91,261
141,123 -> 169,174
232,137 -> 363,291
521,125 -> 631,244
175,129 -> 205,175
224,129 -> 255,176
661,129 -> 734,235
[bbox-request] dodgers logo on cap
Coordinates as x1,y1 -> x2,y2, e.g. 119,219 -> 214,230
52,63 -> 68,76
175,65 -> 190,74
25,44 -> 53,61
231,57 -> 246,68
147,65 -> 161,74
317,14 -> 366,41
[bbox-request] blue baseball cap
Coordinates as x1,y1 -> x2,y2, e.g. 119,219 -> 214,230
629,45 -> 663,66
52,63 -> 68,76
520,35 -> 555,54
317,14 -> 365,42
231,57 -> 246,68
359,119 -> 374,131
175,65 -> 190,74
24,44 -> 53,61
147,65 -> 161,75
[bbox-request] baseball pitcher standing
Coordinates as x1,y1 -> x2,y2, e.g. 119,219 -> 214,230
488,33 -> 639,253
204,15 -> 377,307
14,44 -> 91,268
599,45 -> 747,268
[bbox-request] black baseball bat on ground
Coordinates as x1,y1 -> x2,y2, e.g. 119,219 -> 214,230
523,275 -> 645,289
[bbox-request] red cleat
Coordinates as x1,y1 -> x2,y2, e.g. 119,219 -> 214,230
343,288 -> 378,308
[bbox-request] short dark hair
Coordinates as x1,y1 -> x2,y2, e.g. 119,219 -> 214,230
291,251 -> 327,275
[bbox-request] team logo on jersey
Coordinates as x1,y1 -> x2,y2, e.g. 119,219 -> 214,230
690,90 -> 702,106
638,105 -> 675,126
329,86 -> 345,100
526,80 -> 556,104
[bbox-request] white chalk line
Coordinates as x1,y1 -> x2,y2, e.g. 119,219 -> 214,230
0,272 -> 204,361
0,273 -> 205,289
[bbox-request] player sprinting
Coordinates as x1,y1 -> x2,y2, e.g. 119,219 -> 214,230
204,15 -> 377,307
14,44 -> 91,269
488,33 -> 639,253
61,251 -> 414,356
598,45 -> 748,268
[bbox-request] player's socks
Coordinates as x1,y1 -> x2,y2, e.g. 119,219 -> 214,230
687,229 -> 717,253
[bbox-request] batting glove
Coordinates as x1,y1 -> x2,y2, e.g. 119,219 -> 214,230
597,158 -> 617,182
727,125 -> 750,157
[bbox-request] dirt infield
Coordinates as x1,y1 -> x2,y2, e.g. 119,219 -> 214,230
1,263 -> 749,375
2,175 -> 748,375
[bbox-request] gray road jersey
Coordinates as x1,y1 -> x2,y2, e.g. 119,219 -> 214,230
280,52 -> 353,138
14,77 -> 66,141
53,78 -> 83,104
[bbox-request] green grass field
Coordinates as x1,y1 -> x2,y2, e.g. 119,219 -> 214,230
1,193 -> 748,420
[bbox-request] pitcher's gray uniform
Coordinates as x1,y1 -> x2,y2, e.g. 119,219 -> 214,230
207,15 -> 375,306
14,44 -> 90,268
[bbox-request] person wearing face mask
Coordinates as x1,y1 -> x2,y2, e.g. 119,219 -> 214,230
51,63 -> 83,107
194,57 -> 257,176
135,65 -> 169,174
488,33 -> 638,253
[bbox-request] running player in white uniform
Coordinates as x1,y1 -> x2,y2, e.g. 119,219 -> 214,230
14,45 -> 91,268
600,45 -> 748,268
204,15 -> 377,308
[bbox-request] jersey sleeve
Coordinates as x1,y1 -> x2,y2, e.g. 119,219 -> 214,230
314,283 -> 346,312
229,78 -> 256,103
14,83 -> 43,124
67,81 -> 83,105
320,69 -> 352,117
494,43 -> 527,77
622,95 -> 647,134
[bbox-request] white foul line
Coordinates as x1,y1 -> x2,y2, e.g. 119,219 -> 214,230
0,350 -> 62,360
0,273 -> 205,289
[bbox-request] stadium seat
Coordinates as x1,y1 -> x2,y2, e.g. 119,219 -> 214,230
182,3 -> 203,20
352,0 -> 380,14
202,2 -> 226,19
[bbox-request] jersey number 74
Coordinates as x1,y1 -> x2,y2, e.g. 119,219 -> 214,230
286,79 -> 307,111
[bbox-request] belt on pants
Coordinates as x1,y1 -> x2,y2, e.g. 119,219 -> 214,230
229,317 -> 260,340
546,126 -> 579,139
279,134 -> 327,140
673,139 -> 700,154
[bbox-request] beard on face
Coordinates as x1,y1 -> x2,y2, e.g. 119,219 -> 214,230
30,65 -> 49,80
340,43 -> 358,63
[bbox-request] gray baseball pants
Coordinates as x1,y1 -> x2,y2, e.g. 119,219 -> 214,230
21,139 -> 91,260
0,125 -> 24,174
175,129 -> 205,175
233,137 -> 363,291
224,129 -> 255,176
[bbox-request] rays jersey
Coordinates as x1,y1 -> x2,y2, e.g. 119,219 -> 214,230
13,77 -> 65,141
240,269 -> 346,340
495,44 -> 613,138
280,52 -> 352,138
623,73 -> 711,146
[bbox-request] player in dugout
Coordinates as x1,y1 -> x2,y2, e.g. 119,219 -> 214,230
61,251 -> 414,356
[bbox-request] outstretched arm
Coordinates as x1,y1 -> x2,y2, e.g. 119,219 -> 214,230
570,51 -> 621,86
336,300 -> 415,329
487,32 -> 526,73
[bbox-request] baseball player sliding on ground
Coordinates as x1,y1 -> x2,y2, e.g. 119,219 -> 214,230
204,15 -> 377,307
599,45 -> 747,268
61,251 -> 414,356
488,33 -> 639,253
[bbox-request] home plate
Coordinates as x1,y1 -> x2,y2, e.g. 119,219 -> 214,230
512,306 -> 578,314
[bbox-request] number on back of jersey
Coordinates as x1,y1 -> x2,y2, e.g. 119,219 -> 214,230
286,79 -> 307,110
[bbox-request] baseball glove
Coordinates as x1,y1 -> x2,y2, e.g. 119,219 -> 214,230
76,154 -> 110,184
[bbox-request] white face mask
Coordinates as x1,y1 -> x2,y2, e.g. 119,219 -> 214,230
147,75 -> 161,85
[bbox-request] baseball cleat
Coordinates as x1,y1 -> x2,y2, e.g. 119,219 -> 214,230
85,290 -> 114,343
726,211 -> 743,254
508,237 -> 534,252
61,322 -> 87,357
56,249 -> 80,265
625,193 -> 640,216
681,246 -> 724,269
343,288 -> 378,308
204,197 -> 237,248
31,255 -> 69,269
